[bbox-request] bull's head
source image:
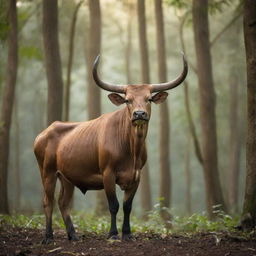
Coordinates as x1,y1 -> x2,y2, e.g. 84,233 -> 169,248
93,54 -> 188,126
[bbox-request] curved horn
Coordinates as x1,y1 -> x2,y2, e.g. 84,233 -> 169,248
151,53 -> 188,93
92,55 -> 126,93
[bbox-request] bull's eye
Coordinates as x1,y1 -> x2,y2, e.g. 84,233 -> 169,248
125,99 -> 132,104
148,98 -> 153,103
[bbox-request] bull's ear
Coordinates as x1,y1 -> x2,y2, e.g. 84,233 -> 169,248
151,92 -> 168,104
108,93 -> 126,106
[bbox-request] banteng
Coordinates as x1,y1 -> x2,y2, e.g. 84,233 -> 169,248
34,54 -> 188,243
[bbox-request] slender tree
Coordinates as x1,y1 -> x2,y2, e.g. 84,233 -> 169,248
139,163 -> 152,216
178,13 -> 203,166
64,0 -> 83,121
184,134 -> 192,215
14,98 -> 21,211
86,0 -> 101,120
137,0 -> 150,84
86,0 -> 108,214
154,0 -> 172,224
137,0 -> 152,215
192,0 -> 226,218
227,23 -> 242,212
241,0 -> 256,229
125,1 -> 133,84
0,0 -> 18,214
42,0 -> 63,125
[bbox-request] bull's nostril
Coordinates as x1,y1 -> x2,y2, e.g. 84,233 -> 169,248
133,111 -> 147,120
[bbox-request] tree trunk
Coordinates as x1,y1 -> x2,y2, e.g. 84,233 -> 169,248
0,0 -> 18,214
183,81 -> 203,165
86,0 -> 101,120
42,0 -> 63,125
137,0 -> 152,215
64,1 -> 83,121
154,0 -> 172,225
241,0 -> 256,230
14,98 -> 21,211
228,73 -> 241,212
86,0 -> 108,214
137,0 -> 150,83
140,163 -> 152,215
192,0 -> 226,218
125,3 -> 133,84
178,14 -> 203,166
184,134 -> 192,215
227,23 -> 242,212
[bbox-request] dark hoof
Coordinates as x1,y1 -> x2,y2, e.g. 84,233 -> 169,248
41,236 -> 54,244
122,233 -> 133,241
108,234 -> 120,240
68,233 -> 79,241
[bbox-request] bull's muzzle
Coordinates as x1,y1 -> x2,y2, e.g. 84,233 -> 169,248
132,111 -> 149,125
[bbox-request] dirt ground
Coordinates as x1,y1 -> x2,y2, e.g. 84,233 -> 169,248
1,226 -> 256,256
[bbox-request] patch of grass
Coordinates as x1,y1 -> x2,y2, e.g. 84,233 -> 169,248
72,213 -> 110,234
0,214 -> 44,229
0,204 -> 241,236
171,212 -> 239,233
130,204 -> 240,235
0,212 -> 110,234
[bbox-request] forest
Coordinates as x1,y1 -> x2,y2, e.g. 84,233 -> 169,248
1,0 -> 256,255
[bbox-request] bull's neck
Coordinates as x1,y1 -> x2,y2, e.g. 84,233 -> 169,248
120,107 -> 148,169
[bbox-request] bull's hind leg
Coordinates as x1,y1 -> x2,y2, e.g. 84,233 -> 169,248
58,173 -> 78,241
41,171 -> 57,244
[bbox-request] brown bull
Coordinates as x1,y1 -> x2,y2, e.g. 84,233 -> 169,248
34,54 -> 188,243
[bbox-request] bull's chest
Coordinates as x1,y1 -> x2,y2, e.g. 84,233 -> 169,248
116,168 -> 140,191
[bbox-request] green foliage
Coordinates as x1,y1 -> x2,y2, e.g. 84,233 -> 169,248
0,214 -> 44,229
0,0 -> 9,43
208,0 -> 234,15
19,46 -> 42,60
71,213 -> 110,234
0,208 -> 240,236
164,0 -> 190,9
17,1 -> 41,32
0,213 -> 110,234
165,0 -> 236,16
131,203 -> 239,234
18,8 -> 30,29
0,22 -> 9,42
172,212 -> 238,233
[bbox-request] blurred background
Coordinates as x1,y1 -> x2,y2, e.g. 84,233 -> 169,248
0,0 -> 245,218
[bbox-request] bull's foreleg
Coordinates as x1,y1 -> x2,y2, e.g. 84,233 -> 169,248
58,173 -> 78,241
122,183 -> 139,240
103,168 -> 119,239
